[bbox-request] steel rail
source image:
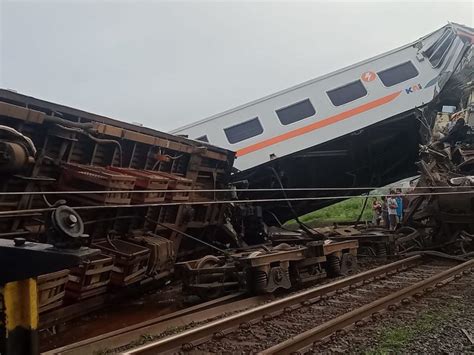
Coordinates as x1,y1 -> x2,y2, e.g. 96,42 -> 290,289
123,255 -> 423,355
1,191 -> 474,217
43,292 -> 268,355
260,258 -> 474,355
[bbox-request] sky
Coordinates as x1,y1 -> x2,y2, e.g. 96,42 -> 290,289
1,1 -> 473,132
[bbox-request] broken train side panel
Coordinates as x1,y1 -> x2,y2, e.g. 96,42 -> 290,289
404,68 -> 474,251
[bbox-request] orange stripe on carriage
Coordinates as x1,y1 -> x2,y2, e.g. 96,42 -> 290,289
236,91 -> 402,157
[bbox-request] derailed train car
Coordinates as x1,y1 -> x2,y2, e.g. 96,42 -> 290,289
402,80 -> 474,252
170,22 -> 474,288
0,90 -> 237,310
171,23 -> 474,226
0,90 -> 357,320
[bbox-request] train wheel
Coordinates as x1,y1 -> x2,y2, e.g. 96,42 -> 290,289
196,255 -> 223,300
196,255 -> 220,270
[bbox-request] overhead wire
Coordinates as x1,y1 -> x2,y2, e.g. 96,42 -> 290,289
0,189 -> 473,217
1,184 -> 473,196
268,166 -> 317,235
157,223 -> 232,257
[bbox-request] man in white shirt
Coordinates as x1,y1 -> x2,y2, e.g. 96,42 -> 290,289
387,191 -> 398,231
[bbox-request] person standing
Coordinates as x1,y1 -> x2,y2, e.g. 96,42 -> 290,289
395,188 -> 403,225
372,197 -> 382,226
381,196 -> 389,229
387,191 -> 398,231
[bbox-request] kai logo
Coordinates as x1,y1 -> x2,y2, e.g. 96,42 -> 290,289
361,71 -> 376,82
405,83 -> 422,94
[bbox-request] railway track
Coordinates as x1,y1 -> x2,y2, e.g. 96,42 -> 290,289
123,255 -> 474,354
44,292 -> 270,354
46,259 -> 384,354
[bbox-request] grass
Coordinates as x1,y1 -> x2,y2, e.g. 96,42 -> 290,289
365,308 -> 455,355
284,177 -> 416,227
286,197 -> 373,227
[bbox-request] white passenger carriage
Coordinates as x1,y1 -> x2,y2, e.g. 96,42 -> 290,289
172,23 -> 473,172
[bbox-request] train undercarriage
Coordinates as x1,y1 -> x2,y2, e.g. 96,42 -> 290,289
177,239 -> 358,300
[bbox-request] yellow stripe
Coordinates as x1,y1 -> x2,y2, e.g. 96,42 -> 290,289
3,279 -> 38,330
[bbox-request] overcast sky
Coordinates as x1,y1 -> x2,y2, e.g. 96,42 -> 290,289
1,1 -> 473,131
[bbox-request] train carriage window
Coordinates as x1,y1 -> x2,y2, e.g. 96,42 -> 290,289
224,117 -> 264,144
326,80 -> 367,106
276,99 -> 316,125
377,61 -> 419,87
428,31 -> 456,68
423,29 -> 451,58
195,135 -> 209,142
423,28 -> 456,67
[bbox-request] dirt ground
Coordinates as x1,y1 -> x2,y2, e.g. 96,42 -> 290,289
42,258 -> 473,354
312,270 -> 474,354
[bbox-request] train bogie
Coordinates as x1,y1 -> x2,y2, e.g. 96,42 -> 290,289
177,239 -> 359,300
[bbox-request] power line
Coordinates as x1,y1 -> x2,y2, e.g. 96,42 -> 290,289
0,185 -> 472,196
0,189 -> 473,217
